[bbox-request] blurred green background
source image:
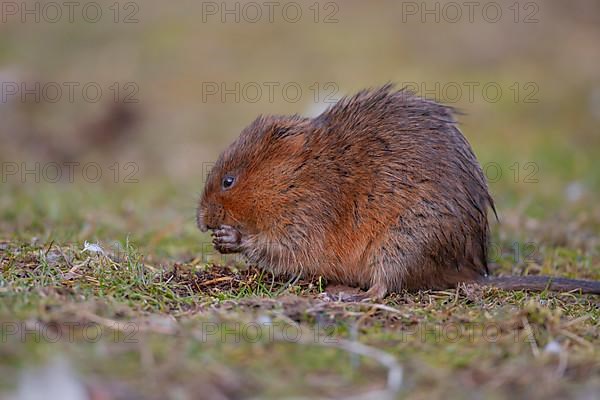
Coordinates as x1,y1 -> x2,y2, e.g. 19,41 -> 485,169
1,2 -> 600,398
1,0 -> 599,254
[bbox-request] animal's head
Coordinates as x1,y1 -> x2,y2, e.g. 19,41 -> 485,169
197,115 -> 310,234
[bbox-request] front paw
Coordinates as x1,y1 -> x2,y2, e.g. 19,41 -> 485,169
212,225 -> 242,254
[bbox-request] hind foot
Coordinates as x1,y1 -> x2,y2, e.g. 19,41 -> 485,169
319,283 -> 388,302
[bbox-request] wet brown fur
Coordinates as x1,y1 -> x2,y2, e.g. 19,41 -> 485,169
197,84 -> 600,298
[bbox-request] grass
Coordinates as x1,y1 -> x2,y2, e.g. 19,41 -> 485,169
1,184 -> 599,399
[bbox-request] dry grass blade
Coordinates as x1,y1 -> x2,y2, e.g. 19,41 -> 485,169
274,330 -> 403,400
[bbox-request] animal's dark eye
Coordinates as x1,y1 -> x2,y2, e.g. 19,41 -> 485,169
222,175 -> 235,190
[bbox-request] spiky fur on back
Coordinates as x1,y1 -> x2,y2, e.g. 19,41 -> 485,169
199,84 -> 495,292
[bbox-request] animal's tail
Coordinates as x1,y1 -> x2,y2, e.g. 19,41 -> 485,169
484,276 -> 600,295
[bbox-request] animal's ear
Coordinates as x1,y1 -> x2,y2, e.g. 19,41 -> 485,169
270,123 -> 306,153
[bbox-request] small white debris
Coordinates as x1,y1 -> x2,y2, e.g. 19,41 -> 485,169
565,181 -> 586,203
544,340 -> 562,354
257,315 -> 273,325
11,357 -> 87,400
304,99 -> 340,118
82,241 -> 105,255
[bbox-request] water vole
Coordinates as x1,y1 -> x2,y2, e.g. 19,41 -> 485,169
197,85 -> 600,299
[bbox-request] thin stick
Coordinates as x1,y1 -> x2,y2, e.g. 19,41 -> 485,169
275,331 -> 403,400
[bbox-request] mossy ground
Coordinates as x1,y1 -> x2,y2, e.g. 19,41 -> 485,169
1,182 -> 599,399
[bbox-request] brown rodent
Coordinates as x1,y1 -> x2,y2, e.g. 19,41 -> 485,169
197,84 -> 600,299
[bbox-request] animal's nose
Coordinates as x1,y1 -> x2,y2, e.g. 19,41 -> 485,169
196,208 -> 208,232
197,202 -> 225,232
